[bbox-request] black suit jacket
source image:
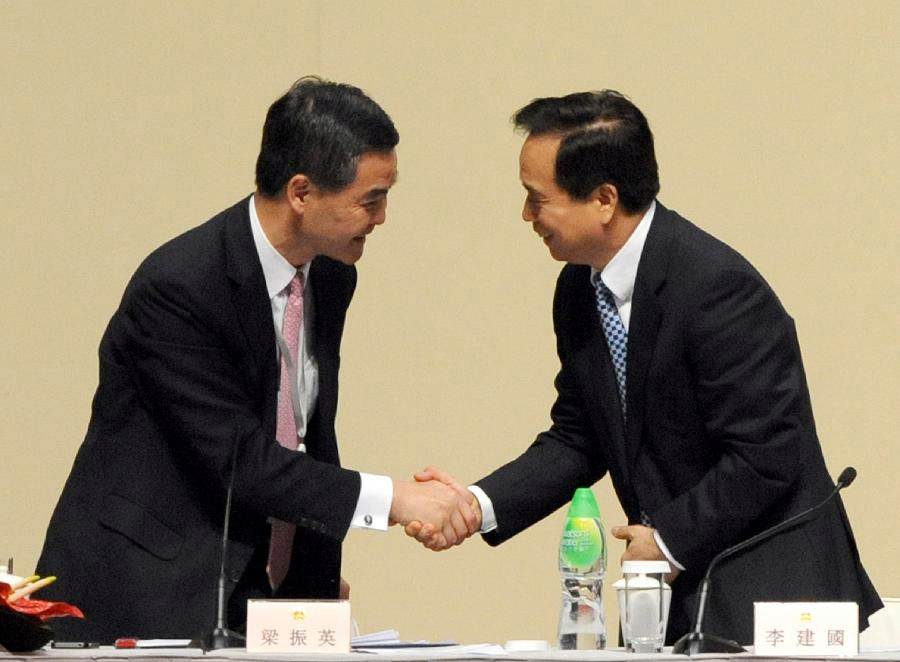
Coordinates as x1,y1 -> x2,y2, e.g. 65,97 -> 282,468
476,202 -> 880,644
37,197 -> 361,642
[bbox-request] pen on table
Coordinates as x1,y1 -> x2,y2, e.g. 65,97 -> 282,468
8,575 -> 56,602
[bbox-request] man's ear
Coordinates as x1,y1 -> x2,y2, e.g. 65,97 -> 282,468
286,174 -> 314,216
591,183 -> 619,225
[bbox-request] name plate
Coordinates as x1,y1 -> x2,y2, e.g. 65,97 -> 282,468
247,599 -> 351,654
754,602 -> 858,656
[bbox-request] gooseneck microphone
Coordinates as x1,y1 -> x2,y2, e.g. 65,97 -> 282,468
193,427 -> 246,650
672,467 -> 857,656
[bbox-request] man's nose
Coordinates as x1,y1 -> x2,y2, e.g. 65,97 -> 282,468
522,202 -> 536,223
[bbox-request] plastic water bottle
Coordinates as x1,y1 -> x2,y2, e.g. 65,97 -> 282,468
558,487 -> 607,649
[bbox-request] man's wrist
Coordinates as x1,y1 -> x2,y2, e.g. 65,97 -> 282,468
350,472 -> 392,530
653,529 -> 685,571
467,484 -> 497,533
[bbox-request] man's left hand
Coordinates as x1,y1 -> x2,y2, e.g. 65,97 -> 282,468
611,524 -> 681,582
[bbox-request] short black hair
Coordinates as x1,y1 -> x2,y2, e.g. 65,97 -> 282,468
255,76 -> 399,196
513,90 -> 659,213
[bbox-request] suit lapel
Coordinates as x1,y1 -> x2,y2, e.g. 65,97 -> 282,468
624,203 -> 674,475
304,257 -> 346,465
309,258 -> 341,366
577,323 -> 629,465
224,198 -> 279,433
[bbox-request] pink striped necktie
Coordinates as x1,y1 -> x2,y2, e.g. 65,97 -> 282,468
267,270 -> 305,590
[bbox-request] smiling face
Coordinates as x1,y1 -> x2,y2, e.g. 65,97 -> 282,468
296,149 -> 398,264
519,133 -> 617,268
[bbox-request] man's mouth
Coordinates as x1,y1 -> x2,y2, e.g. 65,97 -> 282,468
534,225 -> 551,241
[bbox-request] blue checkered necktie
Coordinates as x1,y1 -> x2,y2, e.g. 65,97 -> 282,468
593,276 -> 628,421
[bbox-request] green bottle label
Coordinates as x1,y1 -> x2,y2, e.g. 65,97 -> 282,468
560,517 -> 604,568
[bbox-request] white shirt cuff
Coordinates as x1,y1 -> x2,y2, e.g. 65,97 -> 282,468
467,485 -> 498,533
350,473 -> 392,530
653,530 -> 685,571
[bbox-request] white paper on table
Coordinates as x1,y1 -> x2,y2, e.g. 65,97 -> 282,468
133,639 -> 193,648
355,643 -> 507,656
352,629 -> 402,646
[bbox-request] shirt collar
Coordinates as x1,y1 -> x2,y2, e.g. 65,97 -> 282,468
590,200 -> 656,304
249,195 -> 310,298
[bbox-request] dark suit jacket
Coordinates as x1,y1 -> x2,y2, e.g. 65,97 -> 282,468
37,197 -> 361,642
476,202 -> 881,644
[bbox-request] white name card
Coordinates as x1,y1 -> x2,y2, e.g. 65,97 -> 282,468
246,599 -> 351,654
754,602 -> 858,656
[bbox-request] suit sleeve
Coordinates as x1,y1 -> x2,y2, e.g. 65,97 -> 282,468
113,265 -> 361,542
650,265 -> 822,569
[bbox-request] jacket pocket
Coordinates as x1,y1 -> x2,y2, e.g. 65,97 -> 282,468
98,493 -> 184,561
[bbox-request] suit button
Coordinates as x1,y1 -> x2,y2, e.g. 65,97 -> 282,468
364,514 -> 373,526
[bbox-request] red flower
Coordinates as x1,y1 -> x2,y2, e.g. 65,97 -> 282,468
0,582 -> 84,622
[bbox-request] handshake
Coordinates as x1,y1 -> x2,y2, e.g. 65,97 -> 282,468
388,466 -> 481,551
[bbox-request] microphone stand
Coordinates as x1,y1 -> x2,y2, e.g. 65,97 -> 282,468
193,427 -> 246,650
672,467 -> 856,655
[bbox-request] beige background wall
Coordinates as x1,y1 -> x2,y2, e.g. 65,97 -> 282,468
2,0 -> 897,645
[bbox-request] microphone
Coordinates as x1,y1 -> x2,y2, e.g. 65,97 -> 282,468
672,467 -> 857,655
192,427 -> 246,650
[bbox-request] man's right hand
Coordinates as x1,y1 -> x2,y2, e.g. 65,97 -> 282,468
389,476 -> 479,549
401,466 -> 482,551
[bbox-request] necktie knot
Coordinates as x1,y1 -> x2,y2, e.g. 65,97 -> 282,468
595,278 -> 616,306
287,270 -> 305,301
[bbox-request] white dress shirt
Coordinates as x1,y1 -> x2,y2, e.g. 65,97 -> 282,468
249,196 -> 392,530
471,201 -> 684,568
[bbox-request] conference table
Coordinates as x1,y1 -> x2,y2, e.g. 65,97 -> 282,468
2,646 -> 900,662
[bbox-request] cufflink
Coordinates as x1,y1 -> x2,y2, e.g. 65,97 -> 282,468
364,514 -> 373,526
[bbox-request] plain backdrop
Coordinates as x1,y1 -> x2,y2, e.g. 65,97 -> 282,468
2,0 -> 897,645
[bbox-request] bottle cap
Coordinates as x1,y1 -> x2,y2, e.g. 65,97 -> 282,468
567,487 -> 601,518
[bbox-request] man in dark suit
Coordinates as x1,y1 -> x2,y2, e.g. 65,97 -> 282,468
410,90 -> 881,644
36,77 -> 476,643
